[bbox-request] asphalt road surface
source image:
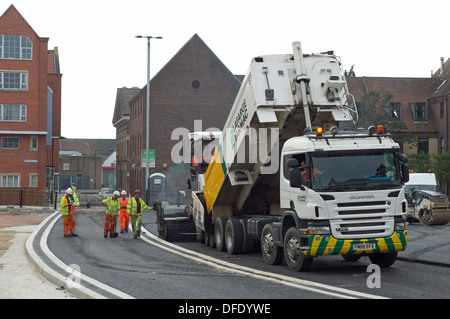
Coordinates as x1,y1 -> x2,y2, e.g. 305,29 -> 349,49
46,207 -> 450,300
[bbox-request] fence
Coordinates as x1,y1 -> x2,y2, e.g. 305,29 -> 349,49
0,187 -> 47,206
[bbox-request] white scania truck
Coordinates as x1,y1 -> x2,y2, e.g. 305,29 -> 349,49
162,42 -> 410,271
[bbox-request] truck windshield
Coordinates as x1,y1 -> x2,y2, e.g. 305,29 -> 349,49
309,151 -> 402,191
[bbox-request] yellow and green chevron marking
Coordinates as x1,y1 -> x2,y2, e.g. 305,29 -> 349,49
304,230 -> 408,257
204,143 -> 228,213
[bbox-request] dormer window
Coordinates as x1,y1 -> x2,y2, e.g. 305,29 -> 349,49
410,102 -> 427,121
0,34 -> 32,60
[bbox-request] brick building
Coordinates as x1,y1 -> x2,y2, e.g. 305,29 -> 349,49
114,34 -> 242,203
112,87 -> 140,193
0,5 -> 61,191
346,56 -> 449,156
428,58 -> 450,155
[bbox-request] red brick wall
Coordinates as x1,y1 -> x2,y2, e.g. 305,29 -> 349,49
0,6 -> 61,189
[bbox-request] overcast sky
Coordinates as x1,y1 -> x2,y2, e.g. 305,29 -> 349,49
4,0 -> 449,139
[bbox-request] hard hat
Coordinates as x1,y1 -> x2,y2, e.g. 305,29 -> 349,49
134,190 -> 141,195
66,188 -> 73,195
121,190 -> 127,195
113,191 -> 120,196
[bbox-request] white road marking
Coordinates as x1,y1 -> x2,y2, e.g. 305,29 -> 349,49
27,211 -> 134,299
140,225 -> 388,299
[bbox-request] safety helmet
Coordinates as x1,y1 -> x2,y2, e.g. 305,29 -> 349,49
121,190 -> 127,195
134,190 -> 141,195
113,191 -> 120,196
66,188 -> 73,195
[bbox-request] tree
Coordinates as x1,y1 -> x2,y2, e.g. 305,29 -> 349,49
344,65 -> 356,77
407,152 -> 432,173
348,90 -> 416,149
432,152 -> 450,184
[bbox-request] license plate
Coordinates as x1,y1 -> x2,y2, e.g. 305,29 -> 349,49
353,243 -> 376,250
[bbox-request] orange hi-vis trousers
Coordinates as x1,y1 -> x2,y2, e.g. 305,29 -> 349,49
119,210 -> 130,231
104,214 -> 117,236
63,209 -> 75,236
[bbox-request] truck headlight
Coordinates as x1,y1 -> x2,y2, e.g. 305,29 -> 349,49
394,222 -> 408,231
308,226 -> 331,235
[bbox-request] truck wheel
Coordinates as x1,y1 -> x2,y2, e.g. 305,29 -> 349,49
239,218 -> 255,254
208,232 -> 216,248
284,227 -> 313,271
225,218 -> 244,255
369,252 -> 397,267
196,226 -> 205,243
215,216 -> 228,251
261,224 -> 282,265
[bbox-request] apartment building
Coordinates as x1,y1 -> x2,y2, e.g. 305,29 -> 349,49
0,5 -> 62,190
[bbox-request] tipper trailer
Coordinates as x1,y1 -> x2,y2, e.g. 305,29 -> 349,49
159,41 -> 410,271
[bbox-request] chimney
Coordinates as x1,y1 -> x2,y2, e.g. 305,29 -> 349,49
440,57 -> 444,76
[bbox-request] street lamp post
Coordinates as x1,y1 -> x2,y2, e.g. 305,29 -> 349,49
136,35 -> 162,204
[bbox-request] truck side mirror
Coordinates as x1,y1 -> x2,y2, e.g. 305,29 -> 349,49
289,167 -> 304,189
402,164 -> 409,183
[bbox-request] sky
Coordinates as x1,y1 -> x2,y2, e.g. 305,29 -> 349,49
3,0 -> 449,139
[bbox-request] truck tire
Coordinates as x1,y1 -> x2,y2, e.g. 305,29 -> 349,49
215,216 -> 228,251
284,227 -> 313,271
225,218 -> 244,255
208,232 -> 216,248
261,224 -> 282,265
196,226 -> 205,243
239,218 -> 255,254
369,252 -> 397,268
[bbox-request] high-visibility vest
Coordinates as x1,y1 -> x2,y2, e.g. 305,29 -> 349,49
127,197 -> 150,216
118,197 -> 128,213
60,196 -> 71,216
103,197 -> 120,216
69,193 -> 79,207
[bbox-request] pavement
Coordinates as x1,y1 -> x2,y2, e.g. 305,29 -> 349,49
0,208 -> 77,299
0,202 -> 449,299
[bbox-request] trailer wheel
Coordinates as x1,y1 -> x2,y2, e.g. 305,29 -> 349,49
369,252 -> 397,268
284,227 -> 313,271
225,218 -> 244,255
261,224 -> 282,265
214,216 -> 228,251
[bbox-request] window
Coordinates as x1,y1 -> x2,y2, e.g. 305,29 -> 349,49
0,104 -> 27,121
63,163 -> 70,171
30,174 -> 38,188
0,35 -> 32,60
441,138 -> 445,154
2,137 -> 19,149
388,102 -> 401,120
411,103 -> 427,121
31,137 -> 38,150
0,72 -> 28,90
1,175 -> 19,187
441,102 -> 445,119
191,80 -> 201,89
418,138 -> 429,154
